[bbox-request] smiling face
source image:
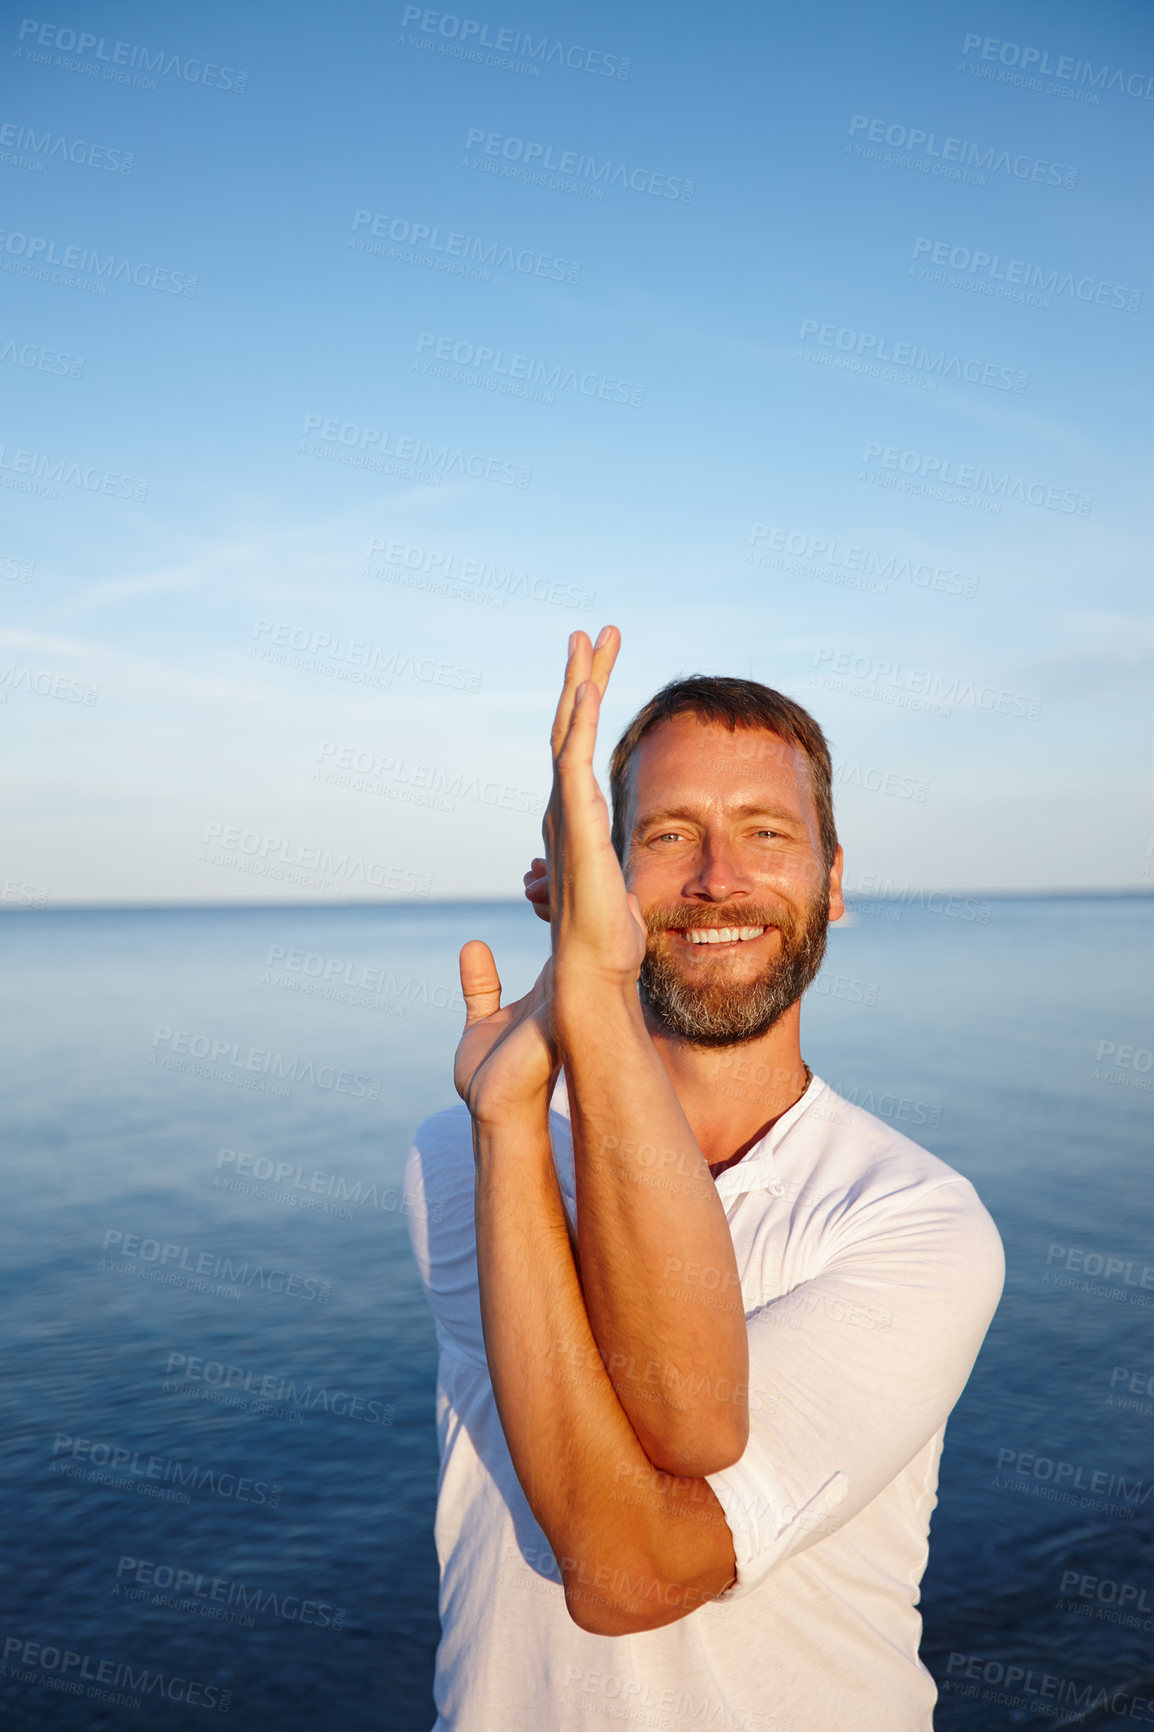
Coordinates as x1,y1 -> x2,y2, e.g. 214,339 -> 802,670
621,716 -> 844,1047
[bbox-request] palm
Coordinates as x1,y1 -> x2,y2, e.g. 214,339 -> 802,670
458,624 -> 643,1127
453,946 -> 558,1124
546,629 -> 647,983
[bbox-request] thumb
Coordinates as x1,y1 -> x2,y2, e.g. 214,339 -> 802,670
459,940 -> 502,1025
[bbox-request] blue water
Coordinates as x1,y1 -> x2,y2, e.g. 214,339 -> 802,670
1,898 -> 1151,1730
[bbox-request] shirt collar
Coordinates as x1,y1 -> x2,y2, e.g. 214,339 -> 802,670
712,1073 -> 826,1199
548,1071 -> 827,1199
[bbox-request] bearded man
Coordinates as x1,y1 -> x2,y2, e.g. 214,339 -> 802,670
404,627 -> 1003,1732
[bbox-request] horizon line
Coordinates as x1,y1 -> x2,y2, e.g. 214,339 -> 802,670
3,886 -> 1153,914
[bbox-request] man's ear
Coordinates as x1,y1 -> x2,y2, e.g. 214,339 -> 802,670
827,846 -> 845,924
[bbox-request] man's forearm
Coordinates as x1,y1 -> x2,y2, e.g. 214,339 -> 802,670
472,1107 -> 736,1635
552,982 -> 749,1477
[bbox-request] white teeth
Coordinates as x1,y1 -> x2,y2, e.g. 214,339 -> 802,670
684,926 -> 765,945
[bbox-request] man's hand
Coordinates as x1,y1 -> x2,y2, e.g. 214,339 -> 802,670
523,855 -> 550,921
454,943 -> 558,1130
545,628 -> 647,996
531,626 -> 748,1478
457,623 -> 741,1622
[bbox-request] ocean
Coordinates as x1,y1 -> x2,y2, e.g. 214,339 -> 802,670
1,896 -> 1151,1730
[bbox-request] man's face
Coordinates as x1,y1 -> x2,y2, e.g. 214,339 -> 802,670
622,717 -> 844,1047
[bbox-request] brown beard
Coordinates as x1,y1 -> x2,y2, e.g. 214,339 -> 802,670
638,889 -> 830,1047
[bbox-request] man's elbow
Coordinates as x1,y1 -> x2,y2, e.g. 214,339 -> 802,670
564,1574 -> 718,1637
639,1407 -> 749,1479
565,1586 -> 652,1637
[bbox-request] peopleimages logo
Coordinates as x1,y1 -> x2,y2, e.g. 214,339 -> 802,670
299,413 -> 531,489
400,7 -> 630,77
151,1020 -> 384,1100
834,763 -> 929,803
797,319 -> 1026,393
959,33 -> 1154,101
749,524 -> 977,598
2,1635 -> 230,1714
0,662 -> 100,704
51,1431 -> 282,1507
0,226 -> 198,295
216,1141 -> 445,1217
249,616 -> 483,694
313,742 -> 545,816
198,819 -> 431,898
942,1651 -> 1154,1724
115,1553 -> 348,1630
165,1351 -> 393,1426
0,442 -> 147,501
351,208 -> 581,284
993,1445 -> 1153,1507
414,331 -> 645,406
860,441 -> 1092,516
847,114 -> 1077,187
365,538 -> 595,612
463,128 -> 694,201
101,1227 -> 334,1303
910,237 -> 1141,313
0,335 -> 85,377
0,119 -> 134,173
15,19 -> 247,92
812,648 -> 1043,721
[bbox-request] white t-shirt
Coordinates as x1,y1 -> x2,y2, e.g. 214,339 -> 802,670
403,1074 -> 1004,1732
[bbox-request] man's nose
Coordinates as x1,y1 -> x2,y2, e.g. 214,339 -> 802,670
682,838 -> 752,903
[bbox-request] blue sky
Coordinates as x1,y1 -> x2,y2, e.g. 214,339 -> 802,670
3,0 -> 1152,906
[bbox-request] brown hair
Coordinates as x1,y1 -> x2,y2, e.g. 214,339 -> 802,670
608,676 -> 838,869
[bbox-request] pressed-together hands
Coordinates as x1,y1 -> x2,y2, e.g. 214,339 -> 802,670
455,626 -> 643,1123
543,625 -> 647,995
522,627 -> 644,968
452,628 -> 739,1631
452,627 -> 741,1632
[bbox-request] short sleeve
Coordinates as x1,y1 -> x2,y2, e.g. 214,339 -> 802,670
404,1105 -> 488,1369
706,1176 -> 1004,1598
404,1102 -> 579,1368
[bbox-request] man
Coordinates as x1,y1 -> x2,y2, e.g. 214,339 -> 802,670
404,626 -> 1003,1731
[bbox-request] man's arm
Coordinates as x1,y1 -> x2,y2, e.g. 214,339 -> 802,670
452,935 -> 736,1634
547,631 -> 748,1476
703,1172 -> 1005,1595
556,983 -> 749,1475
474,1101 -> 737,1636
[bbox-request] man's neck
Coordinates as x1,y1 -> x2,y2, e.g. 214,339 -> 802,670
645,1002 -> 811,1173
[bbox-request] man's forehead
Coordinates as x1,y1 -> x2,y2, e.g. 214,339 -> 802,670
634,716 -> 807,781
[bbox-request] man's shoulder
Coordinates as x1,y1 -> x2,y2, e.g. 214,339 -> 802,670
404,1103 -> 475,1209
403,1105 -> 477,1268
799,1081 -> 1001,1246
792,1081 -> 1004,1295
804,1079 -> 967,1188
411,1100 -> 473,1152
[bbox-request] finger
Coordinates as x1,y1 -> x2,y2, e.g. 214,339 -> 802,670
458,940 -> 502,1025
556,674 -> 603,780
588,624 -> 621,697
550,684 -> 614,879
550,625 -> 620,766
522,856 -> 547,886
524,875 -> 551,922
550,630 -> 592,758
